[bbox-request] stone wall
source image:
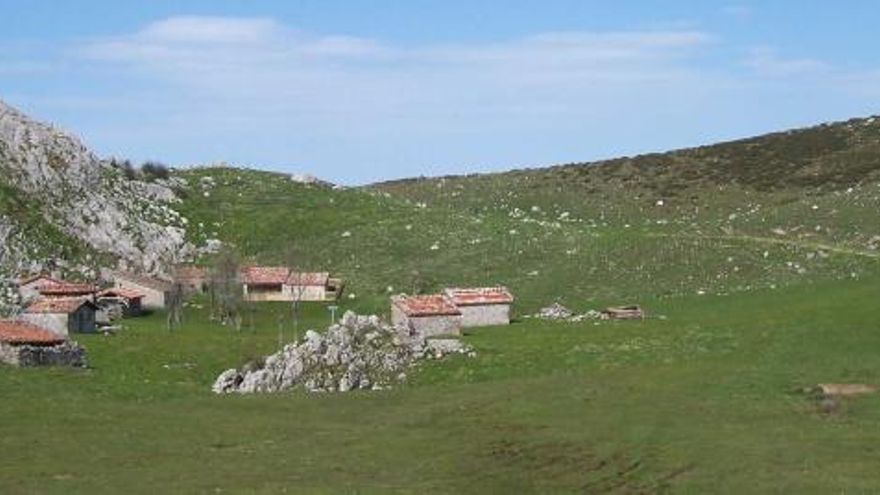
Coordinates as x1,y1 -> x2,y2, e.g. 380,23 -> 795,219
0,341 -> 87,367
459,304 -> 510,328
391,305 -> 462,336
410,314 -> 462,337
244,284 -> 328,302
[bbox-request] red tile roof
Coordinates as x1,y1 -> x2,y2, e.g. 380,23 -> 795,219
97,288 -> 146,300
444,287 -> 514,306
393,294 -> 461,317
241,267 -> 331,287
25,298 -> 96,314
287,272 -> 330,287
38,282 -> 98,297
241,266 -> 290,285
0,320 -> 65,345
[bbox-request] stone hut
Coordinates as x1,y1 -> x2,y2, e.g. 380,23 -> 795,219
96,288 -> 145,322
444,287 -> 514,327
21,298 -> 98,337
174,265 -> 207,294
110,271 -> 172,310
241,267 -> 343,302
16,274 -> 63,301
288,272 -> 344,302
0,320 -> 86,367
391,294 -> 462,337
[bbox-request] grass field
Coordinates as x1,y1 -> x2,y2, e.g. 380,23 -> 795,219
2,273 -> 880,493
3,117 -> 880,492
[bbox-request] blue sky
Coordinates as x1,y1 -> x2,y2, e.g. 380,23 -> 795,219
2,1 -> 879,184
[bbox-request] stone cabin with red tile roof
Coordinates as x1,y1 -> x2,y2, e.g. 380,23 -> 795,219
444,287 -> 514,327
110,271 -> 173,310
391,294 -> 463,337
16,274 -> 64,301
20,298 -> 98,337
240,266 -> 343,302
0,320 -> 86,367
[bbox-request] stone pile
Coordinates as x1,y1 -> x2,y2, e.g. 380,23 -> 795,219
212,311 -> 474,394
527,303 -> 606,322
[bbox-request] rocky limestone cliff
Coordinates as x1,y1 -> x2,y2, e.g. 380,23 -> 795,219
0,100 -> 192,278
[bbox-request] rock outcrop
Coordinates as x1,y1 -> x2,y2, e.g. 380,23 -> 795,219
213,311 -> 474,394
0,100 -> 192,278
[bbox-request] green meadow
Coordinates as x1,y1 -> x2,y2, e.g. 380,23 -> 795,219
3,117 -> 880,492
2,274 -> 880,493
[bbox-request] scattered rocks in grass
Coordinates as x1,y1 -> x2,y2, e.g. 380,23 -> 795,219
526,304 -> 608,322
212,311 -> 473,394
535,303 -> 573,320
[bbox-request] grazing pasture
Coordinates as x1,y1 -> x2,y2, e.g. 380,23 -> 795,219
2,275 -> 880,493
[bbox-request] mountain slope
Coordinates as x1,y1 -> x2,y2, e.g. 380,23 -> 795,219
0,101 -> 191,280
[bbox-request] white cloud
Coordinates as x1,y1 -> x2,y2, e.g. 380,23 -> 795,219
744,47 -> 829,77
721,5 -> 754,19
78,17 -> 712,113
139,16 -> 281,44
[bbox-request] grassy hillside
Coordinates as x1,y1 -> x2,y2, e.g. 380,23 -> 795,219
175,155 -> 879,315
4,117 -> 880,492
2,275 -> 880,492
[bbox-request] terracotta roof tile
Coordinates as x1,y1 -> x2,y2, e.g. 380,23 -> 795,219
287,272 -> 330,287
393,294 -> 461,317
444,287 -> 514,306
25,298 -> 96,314
241,267 -> 331,287
0,320 -> 65,345
97,288 -> 146,300
241,266 -> 290,285
38,282 -> 98,296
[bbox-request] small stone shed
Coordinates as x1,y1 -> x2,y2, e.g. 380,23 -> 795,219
241,267 -> 343,302
444,287 -> 514,327
111,271 -> 172,310
174,265 -> 207,294
0,320 -> 86,367
21,298 -> 98,337
288,272 -> 344,302
97,288 -> 145,320
16,274 -> 63,301
391,294 -> 462,337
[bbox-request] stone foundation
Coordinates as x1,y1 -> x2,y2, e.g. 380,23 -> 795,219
0,341 -> 87,367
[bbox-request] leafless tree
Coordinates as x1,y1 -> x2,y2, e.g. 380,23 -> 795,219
208,246 -> 243,331
165,282 -> 185,332
284,245 -> 307,346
